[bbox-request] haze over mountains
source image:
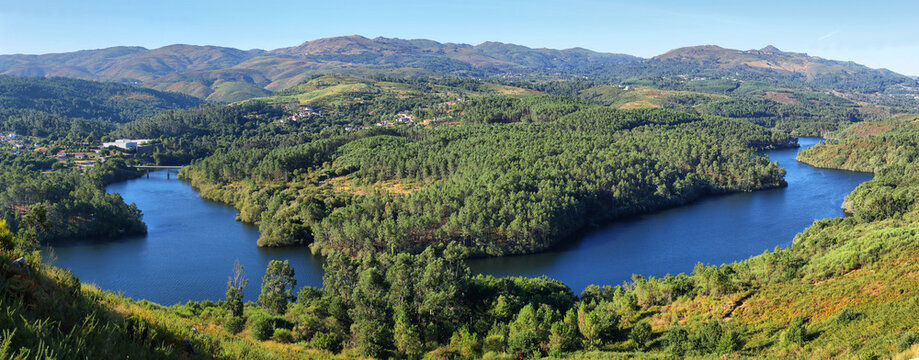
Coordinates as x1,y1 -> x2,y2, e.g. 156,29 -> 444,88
0,35 -> 915,102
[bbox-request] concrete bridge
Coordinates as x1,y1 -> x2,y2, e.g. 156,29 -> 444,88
131,165 -> 189,179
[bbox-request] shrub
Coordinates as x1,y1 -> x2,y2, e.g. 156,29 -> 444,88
784,316 -> 808,345
224,315 -> 245,334
716,329 -> 743,354
691,321 -> 723,353
665,325 -> 690,356
507,328 -> 541,357
272,328 -> 293,343
249,314 -> 274,341
483,334 -> 506,354
449,328 -> 481,359
629,322 -> 652,349
835,308 -> 861,325
309,331 -> 343,353
898,332 -> 919,352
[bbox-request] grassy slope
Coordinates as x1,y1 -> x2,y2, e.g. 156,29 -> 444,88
576,85 -> 726,109
0,247 -> 350,359
241,74 -> 538,109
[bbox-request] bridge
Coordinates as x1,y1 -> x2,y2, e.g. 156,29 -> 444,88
131,165 -> 188,169
131,165 -> 189,179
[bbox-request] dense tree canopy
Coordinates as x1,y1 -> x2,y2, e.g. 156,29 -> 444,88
183,99 -> 793,255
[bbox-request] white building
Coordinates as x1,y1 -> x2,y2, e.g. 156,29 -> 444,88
102,139 -> 151,150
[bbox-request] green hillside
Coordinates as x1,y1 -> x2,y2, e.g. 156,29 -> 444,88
0,75 -> 201,139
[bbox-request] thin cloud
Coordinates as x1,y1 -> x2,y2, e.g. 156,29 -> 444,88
818,31 -> 840,41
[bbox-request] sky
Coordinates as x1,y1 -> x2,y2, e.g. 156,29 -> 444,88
1,0 -> 918,75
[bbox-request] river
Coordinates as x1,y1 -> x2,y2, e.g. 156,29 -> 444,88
49,137 -> 872,305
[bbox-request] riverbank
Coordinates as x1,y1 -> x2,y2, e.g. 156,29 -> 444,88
48,137 -> 872,304
468,137 -> 872,292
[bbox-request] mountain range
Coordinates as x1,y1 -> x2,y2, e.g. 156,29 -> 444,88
1,35 -> 915,102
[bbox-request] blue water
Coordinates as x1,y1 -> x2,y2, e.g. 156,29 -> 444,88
48,171 -> 325,305
49,137 -> 872,304
467,137 -> 873,292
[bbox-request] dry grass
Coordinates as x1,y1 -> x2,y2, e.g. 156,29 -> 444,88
763,91 -> 801,105
327,176 -> 426,196
619,101 -> 659,109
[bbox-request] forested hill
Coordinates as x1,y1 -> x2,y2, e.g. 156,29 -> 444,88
797,113 -> 919,173
0,75 -> 201,139
0,75 -> 201,122
2,36 -> 916,102
154,76 -> 796,256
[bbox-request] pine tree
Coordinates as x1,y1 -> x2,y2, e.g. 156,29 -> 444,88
226,259 -> 248,317
258,260 -> 296,315
350,267 -> 393,358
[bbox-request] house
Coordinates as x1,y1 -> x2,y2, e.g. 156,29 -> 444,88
396,113 -> 415,122
73,152 -> 86,159
55,151 -> 67,159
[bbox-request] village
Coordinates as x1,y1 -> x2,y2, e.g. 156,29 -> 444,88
278,103 -> 453,131
2,132 -> 152,172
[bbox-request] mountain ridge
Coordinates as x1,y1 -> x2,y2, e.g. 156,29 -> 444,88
1,36 -> 914,102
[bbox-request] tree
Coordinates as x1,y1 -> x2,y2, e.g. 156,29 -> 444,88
226,259 -> 248,317
258,260 -> 296,315
448,327 -> 480,360
350,266 -> 393,358
16,203 -> 51,254
508,304 -> 553,357
393,304 -> 423,357
548,309 -> 581,355
577,303 -> 619,349
630,321 -> 652,349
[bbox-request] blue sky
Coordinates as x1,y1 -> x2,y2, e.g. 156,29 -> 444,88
2,0 -> 918,75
